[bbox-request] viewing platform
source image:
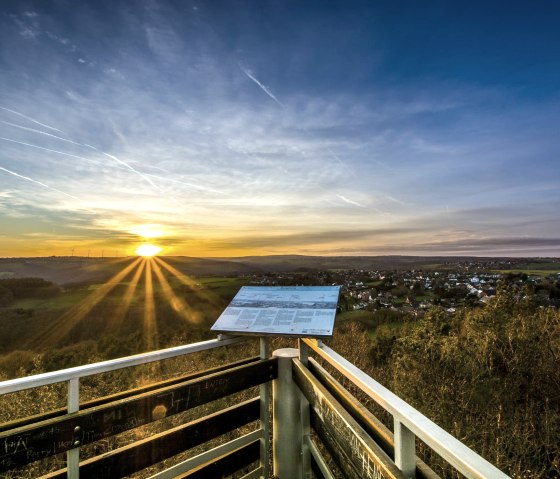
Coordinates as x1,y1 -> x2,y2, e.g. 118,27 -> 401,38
0,335 -> 510,479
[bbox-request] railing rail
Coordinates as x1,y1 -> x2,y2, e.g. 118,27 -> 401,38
0,335 -> 245,395
301,338 -> 510,479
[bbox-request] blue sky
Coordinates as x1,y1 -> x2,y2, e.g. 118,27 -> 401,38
1,0 -> 559,257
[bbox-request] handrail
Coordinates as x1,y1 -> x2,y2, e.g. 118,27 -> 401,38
0,334 -> 510,479
0,335 -> 245,394
0,337 -> 270,478
302,338 -> 510,479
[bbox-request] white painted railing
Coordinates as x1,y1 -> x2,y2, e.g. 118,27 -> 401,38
0,335 -> 511,479
0,335 -> 248,479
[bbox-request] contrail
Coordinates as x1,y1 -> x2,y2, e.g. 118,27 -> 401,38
328,149 -> 355,176
337,194 -> 366,208
1,137 -> 163,193
0,165 -> 80,200
240,67 -> 285,108
0,137 -> 109,167
0,106 -> 64,133
145,173 -> 225,194
83,144 -> 163,192
1,136 -> 219,196
384,194 -> 405,206
0,120 -> 82,146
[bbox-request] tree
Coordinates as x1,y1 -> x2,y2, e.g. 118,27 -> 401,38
0,285 -> 13,306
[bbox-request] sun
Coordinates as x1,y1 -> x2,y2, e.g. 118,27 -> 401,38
136,244 -> 162,257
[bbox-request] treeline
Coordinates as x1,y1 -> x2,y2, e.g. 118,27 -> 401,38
0,277 -> 60,306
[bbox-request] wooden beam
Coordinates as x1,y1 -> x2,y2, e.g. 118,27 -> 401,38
0,358 -> 276,472
308,358 -> 440,479
175,440 -> 260,479
42,398 -> 260,479
292,359 -> 404,479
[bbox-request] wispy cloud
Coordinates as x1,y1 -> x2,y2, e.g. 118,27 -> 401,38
0,137 -> 112,168
328,149 -> 355,176
0,136 -> 179,196
144,173 -> 225,194
336,194 -> 366,208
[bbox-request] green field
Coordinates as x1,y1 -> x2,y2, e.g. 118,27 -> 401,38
8,289 -> 91,310
493,269 -> 560,277
336,310 -> 373,323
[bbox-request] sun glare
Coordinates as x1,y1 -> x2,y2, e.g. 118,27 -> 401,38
136,244 -> 162,257
130,224 -> 165,239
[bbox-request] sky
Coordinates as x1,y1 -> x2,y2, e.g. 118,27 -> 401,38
0,0 -> 559,258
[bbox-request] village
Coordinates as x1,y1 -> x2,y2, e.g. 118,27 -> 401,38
245,262 -> 560,316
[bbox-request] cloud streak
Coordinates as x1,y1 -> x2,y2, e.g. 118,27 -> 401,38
336,194 -> 366,208
85,145 -> 164,193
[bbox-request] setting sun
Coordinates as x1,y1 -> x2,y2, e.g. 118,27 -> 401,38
136,244 -> 162,257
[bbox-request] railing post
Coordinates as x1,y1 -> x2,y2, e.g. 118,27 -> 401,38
67,377 -> 80,479
394,418 -> 416,478
272,348 -> 303,479
259,337 -> 271,478
298,339 -> 312,478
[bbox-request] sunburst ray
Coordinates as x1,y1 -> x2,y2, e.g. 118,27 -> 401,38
29,257 -> 142,348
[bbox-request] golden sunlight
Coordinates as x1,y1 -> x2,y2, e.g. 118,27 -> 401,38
136,244 -> 162,257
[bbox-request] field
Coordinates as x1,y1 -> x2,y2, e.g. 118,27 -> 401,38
0,269 -> 249,365
493,268 -> 560,277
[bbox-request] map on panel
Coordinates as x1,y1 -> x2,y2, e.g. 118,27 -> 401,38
211,286 -> 340,337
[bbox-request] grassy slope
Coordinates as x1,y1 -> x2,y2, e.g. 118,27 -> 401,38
0,275 -> 249,355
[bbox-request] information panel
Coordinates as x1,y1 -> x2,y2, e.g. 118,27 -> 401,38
211,286 -> 340,337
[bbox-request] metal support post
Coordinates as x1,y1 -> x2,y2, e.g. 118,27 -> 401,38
394,418 -> 416,478
272,348 -> 303,479
298,339 -> 312,478
298,338 -> 309,366
259,338 -> 271,478
67,378 -> 80,478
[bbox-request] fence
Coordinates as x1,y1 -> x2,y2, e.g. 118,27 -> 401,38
0,335 -> 510,478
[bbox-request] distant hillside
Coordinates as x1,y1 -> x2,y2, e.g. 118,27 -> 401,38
0,255 -> 557,285
210,254 -> 487,272
0,256 -> 262,285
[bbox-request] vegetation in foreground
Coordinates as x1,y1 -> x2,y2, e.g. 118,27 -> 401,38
331,286 -> 560,478
0,271 -> 559,478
